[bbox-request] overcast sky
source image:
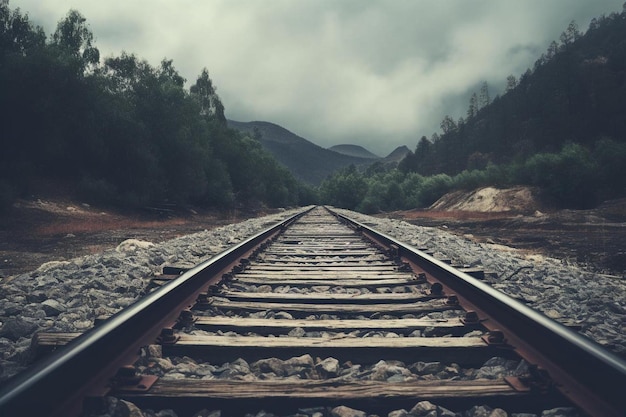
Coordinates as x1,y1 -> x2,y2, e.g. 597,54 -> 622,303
11,0 -> 625,155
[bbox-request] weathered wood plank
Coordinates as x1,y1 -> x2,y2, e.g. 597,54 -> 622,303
194,316 -> 465,332
238,271 -> 417,279
270,244 -> 371,249
257,258 -> 389,265
115,378 -> 522,398
112,378 -> 539,416
162,334 -> 498,364
175,334 -> 484,348
30,318 -> 467,355
246,265 -> 404,272
231,277 -> 422,287
218,290 -> 434,304
206,298 -> 454,315
30,332 -> 78,358
262,251 -> 378,257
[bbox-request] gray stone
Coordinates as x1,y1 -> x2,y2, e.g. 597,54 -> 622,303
0,317 -> 38,341
466,405 -> 495,417
155,410 -> 178,417
146,345 -> 162,358
409,361 -> 442,375
41,299 -> 67,316
111,399 -> 144,417
371,360 -> 410,381
331,405 -> 367,417
191,411 -> 221,417
288,327 -> 306,337
274,311 -> 294,320
252,357 -> 285,376
540,408 -> 579,417
408,401 -> 438,416
437,406 -> 456,417
315,357 -> 340,377
387,410 -> 409,417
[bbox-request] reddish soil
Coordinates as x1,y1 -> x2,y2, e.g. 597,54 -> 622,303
1,195 -> 625,280
0,198 -> 267,280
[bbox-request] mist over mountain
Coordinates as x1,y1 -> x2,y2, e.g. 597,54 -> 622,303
227,120 -> 390,185
328,145 -> 380,159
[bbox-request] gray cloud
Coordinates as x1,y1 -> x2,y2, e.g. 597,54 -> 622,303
12,0 -> 625,155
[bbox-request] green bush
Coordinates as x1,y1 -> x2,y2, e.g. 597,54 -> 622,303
517,143 -> 598,208
418,174 -> 453,206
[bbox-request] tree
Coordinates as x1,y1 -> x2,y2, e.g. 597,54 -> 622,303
559,20 -> 581,49
467,93 -> 478,118
505,75 -> 517,92
190,68 -> 226,124
546,41 -> 559,59
0,2 -> 45,55
51,9 -> 99,72
440,115 -> 457,134
478,81 -> 490,109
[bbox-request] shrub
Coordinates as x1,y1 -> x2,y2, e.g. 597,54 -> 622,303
0,180 -> 15,212
78,177 -> 119,206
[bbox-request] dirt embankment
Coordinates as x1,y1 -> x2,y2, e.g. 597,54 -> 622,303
429,186 -> 542,213
387,187 -> 626,276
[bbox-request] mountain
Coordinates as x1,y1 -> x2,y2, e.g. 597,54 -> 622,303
383,145 -> 410,163
227,120 -> 376,185
328,144 -> 380,159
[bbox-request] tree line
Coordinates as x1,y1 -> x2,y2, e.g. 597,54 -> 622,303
0,3 -> 316,210
3,2 -> 625,214
322,7 -> 626,212
320,138 -> 626,213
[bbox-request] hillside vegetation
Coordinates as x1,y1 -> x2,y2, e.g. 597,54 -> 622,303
0,4 -> 315,211
321,9 -> 626,212
3,2 -> 626,216
227,120 -> 377,185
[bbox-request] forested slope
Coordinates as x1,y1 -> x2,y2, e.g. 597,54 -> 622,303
227,120 -> 376,185
401,15 -> 626,177
0,4 -> 314,210
322,10 -> 626,212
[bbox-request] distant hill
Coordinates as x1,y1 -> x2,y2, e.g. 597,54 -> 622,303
328,144 -> 380,159
227,120 -> 376,185
383,145 -> 410,163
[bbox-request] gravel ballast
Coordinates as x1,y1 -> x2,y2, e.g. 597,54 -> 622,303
0,206 -> 623,417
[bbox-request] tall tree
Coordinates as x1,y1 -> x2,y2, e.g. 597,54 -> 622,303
190,68 -> 226,124
478,81 -> 490,109
51,9 -> 99,72
467,93 -> 478,118
505,75 -> 517,92
440,115 -> 457,134
559,20 -> 581,49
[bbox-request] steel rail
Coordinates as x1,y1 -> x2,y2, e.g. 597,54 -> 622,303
0,207 -> 313,417
330,208 -> 626,417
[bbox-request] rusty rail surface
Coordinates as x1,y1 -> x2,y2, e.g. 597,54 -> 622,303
0,206 -> 624,417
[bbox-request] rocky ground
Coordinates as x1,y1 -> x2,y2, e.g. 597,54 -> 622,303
0,198 -> 269,279
0,192 -> 624,417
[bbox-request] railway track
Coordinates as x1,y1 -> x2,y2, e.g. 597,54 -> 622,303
1,206 -> 625,417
